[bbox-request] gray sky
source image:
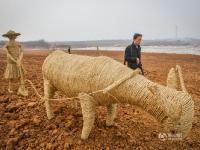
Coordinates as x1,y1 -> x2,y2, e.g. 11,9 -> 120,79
0,0 -> 199,41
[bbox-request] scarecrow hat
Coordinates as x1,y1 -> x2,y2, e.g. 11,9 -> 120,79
2,30 -> 21,38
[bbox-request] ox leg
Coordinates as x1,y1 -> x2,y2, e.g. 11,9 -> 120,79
44,78 -> 55,120
106,104 -> 117,126
78,93 -> 96,140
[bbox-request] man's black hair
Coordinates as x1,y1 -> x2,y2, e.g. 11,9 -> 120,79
133,33 -> 142,40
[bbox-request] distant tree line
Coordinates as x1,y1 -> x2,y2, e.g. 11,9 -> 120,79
22,39 -> 50,49
0,39 -> 200,49
0,39 -> 50,49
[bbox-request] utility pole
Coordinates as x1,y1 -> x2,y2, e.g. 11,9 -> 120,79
96,45 -> 100,56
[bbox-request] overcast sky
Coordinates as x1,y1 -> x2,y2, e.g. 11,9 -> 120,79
0,0 -> 199,41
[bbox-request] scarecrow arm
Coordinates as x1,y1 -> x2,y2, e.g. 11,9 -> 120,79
19,45 -> 23,62
7,52 -> 17,63
3,46 -> 17,63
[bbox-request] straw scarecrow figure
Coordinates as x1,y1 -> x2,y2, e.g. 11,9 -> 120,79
2,30 -> 28,96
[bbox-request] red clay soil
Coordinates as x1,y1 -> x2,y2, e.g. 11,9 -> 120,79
0,49 -> 200,150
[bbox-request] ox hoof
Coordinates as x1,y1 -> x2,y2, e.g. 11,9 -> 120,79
81,134 -> 89,140
106,122 -> 114,127
47,114 -> 54,120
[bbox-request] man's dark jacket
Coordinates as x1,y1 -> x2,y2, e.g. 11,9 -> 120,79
124,43 -> 141,69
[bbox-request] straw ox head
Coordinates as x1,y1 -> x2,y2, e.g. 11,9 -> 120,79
148,65 -> 194,139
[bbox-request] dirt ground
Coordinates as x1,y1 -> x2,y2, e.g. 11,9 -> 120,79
0,49 -> 200,150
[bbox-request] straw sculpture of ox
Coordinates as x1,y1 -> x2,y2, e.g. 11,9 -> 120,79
42,50 -> 194,140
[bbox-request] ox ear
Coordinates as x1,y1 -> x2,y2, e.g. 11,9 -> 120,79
166,67 -> 179,89
167,65 -> 187,92
175,65 -> 187,92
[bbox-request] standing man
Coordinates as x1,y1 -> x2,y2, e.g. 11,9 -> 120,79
2,30 -> 28,96
124,33 -> 144,75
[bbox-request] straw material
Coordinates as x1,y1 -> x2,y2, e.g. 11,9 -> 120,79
4,42 -> 23,79
167,65 -> 187,92
42,50 -> 194,139
78,93 -> 96,140
4,64 -> 20,79
167,67 -> 179,90
2,30 -> 21,38
3,39 -> 28,96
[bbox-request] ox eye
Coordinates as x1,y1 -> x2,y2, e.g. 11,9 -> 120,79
171,130 -> 176,134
